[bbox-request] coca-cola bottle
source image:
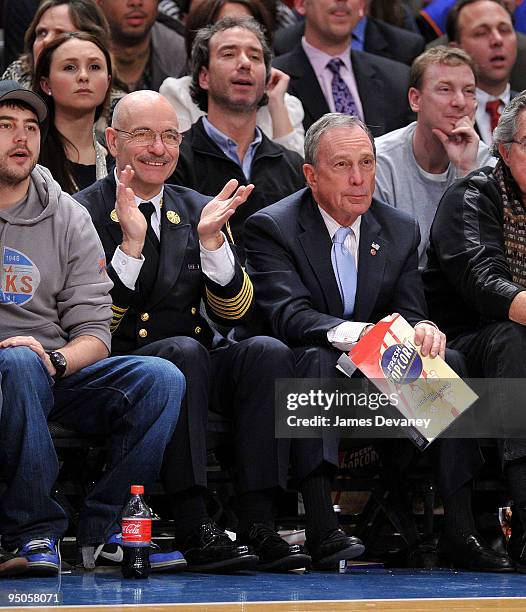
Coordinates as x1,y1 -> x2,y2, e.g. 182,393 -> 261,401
121,484 -> 151,579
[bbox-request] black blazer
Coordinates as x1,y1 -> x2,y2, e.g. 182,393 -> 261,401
273,18 -> 425,66
273,45 -> 412,135
76,174 -> 254,352
244,187 -> 427,348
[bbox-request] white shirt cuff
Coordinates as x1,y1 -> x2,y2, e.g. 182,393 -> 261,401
200,232 -> 235,287
327,321 -> 371,351
111,246 -> 145,290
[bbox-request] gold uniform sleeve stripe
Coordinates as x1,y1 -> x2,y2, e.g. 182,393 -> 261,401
205,272 -> 253,320
206,271 -> 252,304
205,271 -> 252,306
110,304 -> 129,333
111,304 -> 128,314
206,288 -> 253,318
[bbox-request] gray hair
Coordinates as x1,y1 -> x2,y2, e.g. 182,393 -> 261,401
304,113 -> 376,165
492,91 -> 526,157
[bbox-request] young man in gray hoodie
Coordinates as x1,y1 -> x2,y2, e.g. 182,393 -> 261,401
0,81 -> 186,577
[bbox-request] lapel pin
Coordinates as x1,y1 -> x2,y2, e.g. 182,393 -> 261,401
110,209 -> 119,222
167,211 -> 180,224
370,241 -> 380,256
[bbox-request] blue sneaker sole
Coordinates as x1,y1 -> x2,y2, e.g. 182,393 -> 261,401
26,561 -> 60,576
150,557 -> 187,572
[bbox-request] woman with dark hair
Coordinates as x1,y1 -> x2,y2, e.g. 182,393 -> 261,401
33,31 -> 112,193
2,0 -> 109,88
185,0 -> 275,52
160,0 -> 305,156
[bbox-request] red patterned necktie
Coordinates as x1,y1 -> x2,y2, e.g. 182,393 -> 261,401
486,99 -> 502,133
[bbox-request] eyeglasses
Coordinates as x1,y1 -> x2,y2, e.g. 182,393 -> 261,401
510,139 -> 526,152
113,128 -> 183,148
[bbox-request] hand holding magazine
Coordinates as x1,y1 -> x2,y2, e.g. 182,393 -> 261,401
337,313 -> 478,449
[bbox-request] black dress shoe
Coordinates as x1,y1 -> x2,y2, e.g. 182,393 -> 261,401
238,523 -> 311,572
507,532 -> 526,573
439,534 -> 515,572
307,529 -> 365,570
179,522 -> 258,572
0,548 -> 28,576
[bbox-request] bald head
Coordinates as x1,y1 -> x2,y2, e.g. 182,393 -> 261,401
106,90 -> 181,200
112,90 -> 178,130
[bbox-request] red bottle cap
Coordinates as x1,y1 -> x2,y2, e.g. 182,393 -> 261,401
130,485 -> 144,495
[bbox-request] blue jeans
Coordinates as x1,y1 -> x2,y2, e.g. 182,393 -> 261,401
0,347 -> 185,548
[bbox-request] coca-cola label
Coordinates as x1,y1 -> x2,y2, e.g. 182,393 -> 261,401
122,518 -> 151,543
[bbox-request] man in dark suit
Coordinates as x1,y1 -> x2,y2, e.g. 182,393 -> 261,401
273,0 -> 413,134
244,112 -> 512,571
76,90 -> 311,573
273,3 -> 425,65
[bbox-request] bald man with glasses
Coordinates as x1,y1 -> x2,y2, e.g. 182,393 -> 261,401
75,90 -> 310,574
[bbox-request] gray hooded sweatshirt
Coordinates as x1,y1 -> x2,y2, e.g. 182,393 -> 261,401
0,165 -> 112,351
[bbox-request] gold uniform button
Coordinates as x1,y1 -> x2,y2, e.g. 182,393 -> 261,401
140,312 -> 149,322
191,307 -> 197,315
194,326 -> 201,334
139,328 -> 148,338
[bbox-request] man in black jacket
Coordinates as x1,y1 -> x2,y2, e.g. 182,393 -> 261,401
171,17 -> 305,259
77,89 -> 311,574
424,91 -> 526,573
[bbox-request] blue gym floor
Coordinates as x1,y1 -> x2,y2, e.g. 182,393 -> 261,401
0,568 -> 525,608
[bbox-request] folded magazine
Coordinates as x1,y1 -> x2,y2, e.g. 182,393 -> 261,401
337,313 -> 478,449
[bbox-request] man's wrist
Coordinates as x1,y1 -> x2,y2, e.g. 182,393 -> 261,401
199,232 -> 224,251
120,240 -> 143,259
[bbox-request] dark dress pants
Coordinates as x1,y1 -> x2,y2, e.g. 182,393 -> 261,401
131,335 -> 294,495
450,320 -> 526,463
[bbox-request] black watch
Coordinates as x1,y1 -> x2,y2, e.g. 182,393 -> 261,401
46,351 -> 67,380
